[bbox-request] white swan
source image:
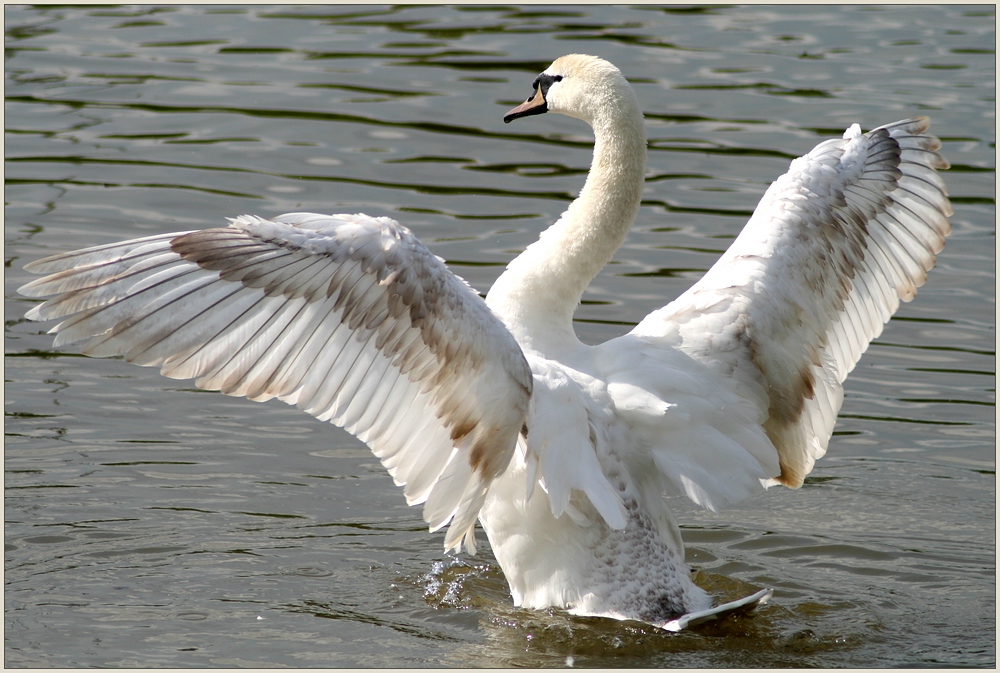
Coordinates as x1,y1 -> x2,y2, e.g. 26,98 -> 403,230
19,54 -> 951,629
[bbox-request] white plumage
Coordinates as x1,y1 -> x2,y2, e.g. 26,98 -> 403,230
19,54 -> 951,628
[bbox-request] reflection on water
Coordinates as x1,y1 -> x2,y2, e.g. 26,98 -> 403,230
5,4 -> 995,668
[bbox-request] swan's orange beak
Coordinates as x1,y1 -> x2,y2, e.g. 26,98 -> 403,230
504,85 -> 548,123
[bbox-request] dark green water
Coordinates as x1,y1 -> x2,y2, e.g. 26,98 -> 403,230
5,4 -> 994,667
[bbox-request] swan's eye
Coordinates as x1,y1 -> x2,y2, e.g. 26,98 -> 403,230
535,73 -> 563,99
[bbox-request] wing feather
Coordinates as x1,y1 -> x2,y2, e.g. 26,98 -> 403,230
19,212 -> 533,553
633,116 -> 951,492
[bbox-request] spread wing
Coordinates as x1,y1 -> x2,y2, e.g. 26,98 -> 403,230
632,116 -> 952,494
19,212 -> 533,553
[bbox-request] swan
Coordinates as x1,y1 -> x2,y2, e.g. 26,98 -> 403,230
19,54 -> 951,630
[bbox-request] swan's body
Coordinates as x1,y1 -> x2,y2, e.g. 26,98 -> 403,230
19,54 -> 951,627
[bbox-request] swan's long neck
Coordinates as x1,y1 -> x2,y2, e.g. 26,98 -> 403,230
486,103 -> 647,353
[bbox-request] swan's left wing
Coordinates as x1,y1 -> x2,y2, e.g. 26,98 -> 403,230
632,117 -> 951,493
19,212 -> 532,554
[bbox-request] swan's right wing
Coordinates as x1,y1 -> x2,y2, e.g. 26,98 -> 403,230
632,117 -> 951,492
19,212 -> 532,554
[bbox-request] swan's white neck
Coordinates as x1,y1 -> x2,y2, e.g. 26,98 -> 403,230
486,101 -> 647,353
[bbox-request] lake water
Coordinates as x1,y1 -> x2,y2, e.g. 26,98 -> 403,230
5,4 -> 995,668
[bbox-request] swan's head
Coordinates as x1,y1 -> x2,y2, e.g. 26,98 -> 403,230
503,54 -> 639,128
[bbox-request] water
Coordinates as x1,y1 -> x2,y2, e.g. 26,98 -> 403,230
5,4 -> 994,667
